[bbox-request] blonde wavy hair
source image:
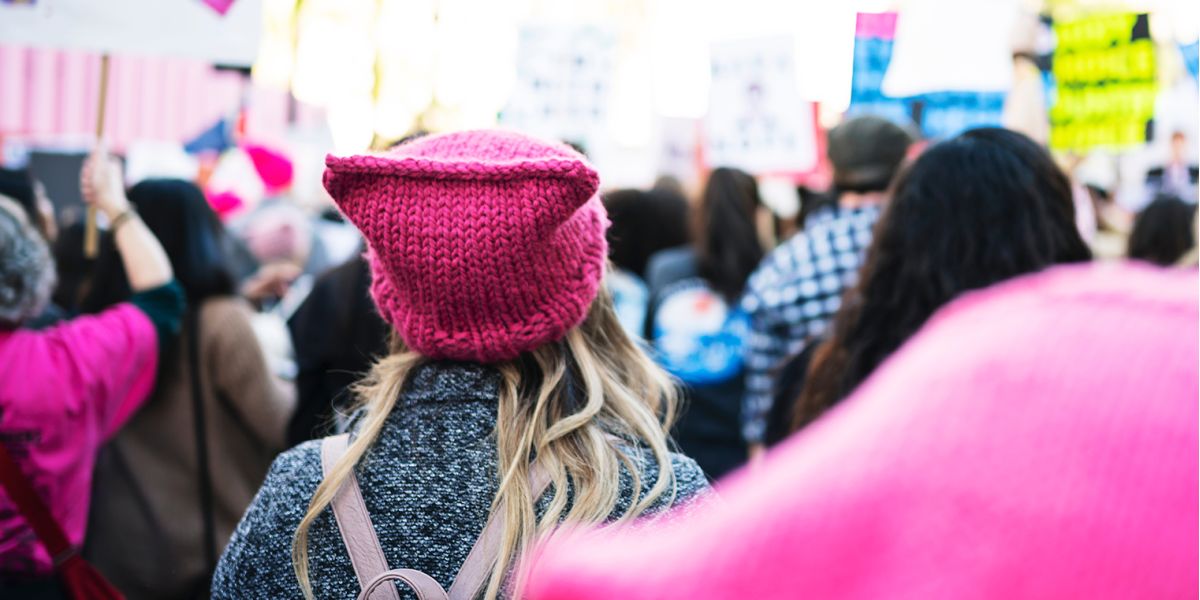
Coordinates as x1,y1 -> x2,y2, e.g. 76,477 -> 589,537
292,285 -> 679,599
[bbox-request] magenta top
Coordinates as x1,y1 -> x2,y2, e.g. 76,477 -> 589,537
525,262 -> 1199,599
0,304 -> 158,575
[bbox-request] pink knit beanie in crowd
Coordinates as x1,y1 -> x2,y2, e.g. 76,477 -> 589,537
323,130 -> 607,363
525,262 -> 1199,599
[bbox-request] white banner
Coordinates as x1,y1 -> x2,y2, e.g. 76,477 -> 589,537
499,24 -> 618,146
881,0 -> 1016,97
657,116 -> 700,186
705,36 -> 817,174
0,0 -> 262,66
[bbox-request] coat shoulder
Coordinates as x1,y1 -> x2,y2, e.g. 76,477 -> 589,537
211,440 -> 325,598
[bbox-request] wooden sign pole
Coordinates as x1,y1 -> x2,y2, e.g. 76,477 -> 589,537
84,53 -> 110,259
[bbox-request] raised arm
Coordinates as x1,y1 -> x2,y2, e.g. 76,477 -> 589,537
80,148 -> 173,291
77,148 -> 185,434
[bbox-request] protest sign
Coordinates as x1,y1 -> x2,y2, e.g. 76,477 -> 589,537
916,92 -> 1007,138
1,0 -> 261,253
849,12 -> 1006,140
881,0 -> 1017,97
657,117 -> 701,187
848,12 -> 912,126
499,24 -> 617,146
0,0 -> 261,66
1049,13 -> 1157,151
705,36 -> 818,174
1182,41 -> 1198,81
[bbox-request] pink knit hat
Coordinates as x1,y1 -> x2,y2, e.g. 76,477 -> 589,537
323,130 -> 608,363
525,262 -> 1199,599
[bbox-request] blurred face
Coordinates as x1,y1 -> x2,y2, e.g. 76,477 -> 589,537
1170,133 -> 1186,163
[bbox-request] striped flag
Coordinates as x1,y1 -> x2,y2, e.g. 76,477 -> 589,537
0,44 -> 304,152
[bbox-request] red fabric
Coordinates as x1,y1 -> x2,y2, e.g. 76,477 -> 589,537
54,555 -> 123,599
0,443 -> 122,599
0,442 -> 69,557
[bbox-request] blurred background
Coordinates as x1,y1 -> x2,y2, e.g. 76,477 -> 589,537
1,0 -> 1196,229
0,2 -> 1197,595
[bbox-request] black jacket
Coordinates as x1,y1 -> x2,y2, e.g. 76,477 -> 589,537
287,256 -> 389,445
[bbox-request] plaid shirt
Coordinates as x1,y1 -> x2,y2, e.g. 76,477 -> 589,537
739,205 -> 880,443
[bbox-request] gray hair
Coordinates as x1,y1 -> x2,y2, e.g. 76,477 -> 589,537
0,195 -> 56,329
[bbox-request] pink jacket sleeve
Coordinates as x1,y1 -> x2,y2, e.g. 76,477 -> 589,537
43,303 -> 160,438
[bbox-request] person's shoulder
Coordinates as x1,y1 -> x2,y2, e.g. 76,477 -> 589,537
197,296 -> 267,356
797,206 -> 878,258
743,232 -> 813,308
648,245 -> 695,268
23,304 -> 155,365
240,439 -> 324,519
617,444 -> 711,513
204,295 -> 284,348
302,257 -> 360,308
743,207 -> 878,313
664,450 -> 711,504
818,205 -> 879,233
265,438 -> 325,489
211,439 -> 324,597
43,303 -> 150,337
199,295 -> 255,323
241,438 -> 325,517
645,246 -> 696,289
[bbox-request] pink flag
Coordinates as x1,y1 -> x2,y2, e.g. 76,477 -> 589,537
200,0 -> 235,16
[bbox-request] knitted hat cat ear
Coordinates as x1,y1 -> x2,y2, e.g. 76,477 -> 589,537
323,130 -> 608,363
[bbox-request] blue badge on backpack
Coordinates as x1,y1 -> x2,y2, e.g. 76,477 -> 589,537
652,278 -> 749,385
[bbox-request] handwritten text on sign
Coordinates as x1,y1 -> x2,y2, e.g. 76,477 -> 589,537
1050,13 -> 1156,151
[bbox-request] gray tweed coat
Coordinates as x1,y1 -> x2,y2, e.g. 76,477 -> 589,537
211,361 -> 711,599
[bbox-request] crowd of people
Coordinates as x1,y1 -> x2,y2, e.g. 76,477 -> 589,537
0,110 -> 1196,599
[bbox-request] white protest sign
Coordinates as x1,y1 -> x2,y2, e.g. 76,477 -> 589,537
499,23 -> 618,146
705,36 -> 818,174
0,0 -> 262,66
881,0 -> 1016,97
657,116 -> 700,186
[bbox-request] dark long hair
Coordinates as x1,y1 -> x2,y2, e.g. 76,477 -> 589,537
603,187 -> 690,279
85,179 -> 235,311
695,167 -> 764,302
1128,194 -> 1197,266
793,128 -> 1092,431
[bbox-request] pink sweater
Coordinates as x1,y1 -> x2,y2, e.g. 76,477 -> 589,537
0,304 -> 158,575
525,262 -> 1199,599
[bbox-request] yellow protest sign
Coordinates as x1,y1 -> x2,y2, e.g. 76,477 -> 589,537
1050,13 -> 1157,151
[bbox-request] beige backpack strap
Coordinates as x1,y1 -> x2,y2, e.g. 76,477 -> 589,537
358,569 -> 450,600
322,434 -> 402,600
324,433 -> 575,600
447,464 -> 554,600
